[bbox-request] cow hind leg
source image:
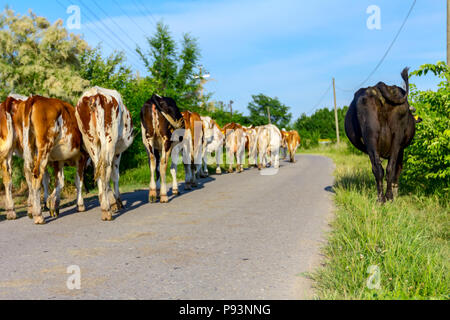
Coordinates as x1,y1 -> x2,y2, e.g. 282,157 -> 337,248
42,169 -> 50,211
75,155 -> 87,212
159,147 -> 170,203
109,154 -> 123,211
2,155 -> 16,220
29,155 -> 50,224
148,151 -> 158,203
392,150 -> 404,198
48,161 -> 64,218
385,147 -> 402,201
367,150 -> 385,203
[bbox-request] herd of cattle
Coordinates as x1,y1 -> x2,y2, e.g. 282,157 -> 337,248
0,67 -> 422,224
0,88 -> 300,224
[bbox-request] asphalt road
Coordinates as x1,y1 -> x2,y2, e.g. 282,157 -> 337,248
0,154 -> 334,300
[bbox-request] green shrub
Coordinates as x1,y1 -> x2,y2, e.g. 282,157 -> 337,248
401,62 -> 450,196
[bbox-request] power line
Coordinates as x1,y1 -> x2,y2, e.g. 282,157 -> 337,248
91,0 -> 142,47
55,0 -> 141,71
132,0 -> 158,26
111,0 -> 149,35
77,0 -> 144,65
305,83 -> 332,115
336,0 -> 417,92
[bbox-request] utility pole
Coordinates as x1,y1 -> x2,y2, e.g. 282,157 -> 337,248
447,0 -> 449,65
332,78 -> 340,144
267,106 -> 271,124
229,100 -> 234,118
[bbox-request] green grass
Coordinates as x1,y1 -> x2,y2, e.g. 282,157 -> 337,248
300,144 -> 449,300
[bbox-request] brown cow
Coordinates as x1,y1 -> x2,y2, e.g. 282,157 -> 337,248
0,95 -> 64,220
181,110 -> 204,188
76,87 -> 134,220
140,94 -> 184,203
284,130 -> 301,163
23,96 -> 88,224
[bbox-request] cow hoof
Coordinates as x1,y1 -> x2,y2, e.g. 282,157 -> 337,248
34,215 -> 46,225
110,203 -> 119,213
216,168 -> 222,174
6,210 -> 17,220
228,169 -> 233,173
377,196 -> 386,204
27,207 -> 33,219
43,204 -> 49,212
160,195 -> 169,203
392,184 -> 399,198
185,184 -> 192,190
77,204 -> 86,212
49,208 -> 59,218
172,189 -> 179,196
101,210 -> 113,221
149,190 -> 157,203
116,199 -> 124,210
191,182 -> 198,188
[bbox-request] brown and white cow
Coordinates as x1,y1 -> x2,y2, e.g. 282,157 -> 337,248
76,87 -> 134,221
181,110 -> 204,188
200,116 -> 224,175
243,125 -> 258,167
140,94 -> 184,203
23,95 -> 88,224
222,122 -> 246,173
0,95 -> 22,220
0,94 -> 56,220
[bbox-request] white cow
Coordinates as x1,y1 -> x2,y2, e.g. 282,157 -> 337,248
256,124 -> 282,170
200,116 -> 224,176
223,123 -> 246,173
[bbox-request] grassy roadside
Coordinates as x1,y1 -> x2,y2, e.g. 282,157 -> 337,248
301,144 -> 449,299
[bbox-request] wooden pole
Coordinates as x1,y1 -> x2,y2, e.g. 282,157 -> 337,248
229,100 -> 234,119
333,78 -> 340,144
267,106 -> 271,124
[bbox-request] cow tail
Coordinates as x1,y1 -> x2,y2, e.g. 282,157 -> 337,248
23,96 -> 35,175
93,97 -> 107,182
0,110 -> 13,161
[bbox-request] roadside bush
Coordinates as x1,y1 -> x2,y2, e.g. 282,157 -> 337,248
401,62 -> 450,197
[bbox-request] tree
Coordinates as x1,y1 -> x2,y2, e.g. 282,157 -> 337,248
293,106 -> 348,148
136,22 -> 203,111
401,61 -> 450,195
0,9 -> 89,104
247,94 -> 292,129
79,47 -> 132,92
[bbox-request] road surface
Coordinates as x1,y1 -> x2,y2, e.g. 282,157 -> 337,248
0,154 -> 334,299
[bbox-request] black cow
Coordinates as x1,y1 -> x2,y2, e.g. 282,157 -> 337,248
345,68 -> 421,202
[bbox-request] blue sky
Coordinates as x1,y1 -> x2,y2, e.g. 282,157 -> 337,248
2,0 -> 446,118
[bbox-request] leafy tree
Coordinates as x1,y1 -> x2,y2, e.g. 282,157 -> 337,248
401,61 -> 450,196
208,101 -> 251,127
0,9 -> 89,104
247,94 -> 292,128
137,22 -> 202,111
294,106 -> 348,148
79,47 -> 132,91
